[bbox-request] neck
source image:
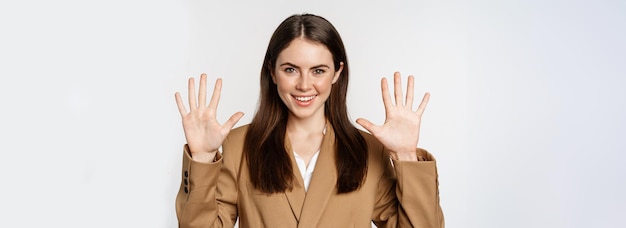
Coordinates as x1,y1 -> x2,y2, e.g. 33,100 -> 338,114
286,115 -> 326,136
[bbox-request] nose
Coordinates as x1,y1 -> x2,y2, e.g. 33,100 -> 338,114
296,73 -> 312,91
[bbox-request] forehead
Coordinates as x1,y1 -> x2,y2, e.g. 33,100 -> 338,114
276,38 -> 334,66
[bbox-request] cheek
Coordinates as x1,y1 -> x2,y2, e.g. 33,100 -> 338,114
275,77 -> 293,93
316,78 -> 334,92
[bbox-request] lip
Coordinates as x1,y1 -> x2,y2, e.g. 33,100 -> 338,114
292,94 -> 317,107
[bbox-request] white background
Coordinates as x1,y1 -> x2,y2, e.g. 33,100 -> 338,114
1,0 -> 624,227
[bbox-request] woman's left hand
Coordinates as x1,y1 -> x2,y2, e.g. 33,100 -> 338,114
357,72 -> 430,161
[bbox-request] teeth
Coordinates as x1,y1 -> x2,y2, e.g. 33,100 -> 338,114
295,95 -> 315,102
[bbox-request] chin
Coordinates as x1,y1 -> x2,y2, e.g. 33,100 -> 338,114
287,108 -> 320,120
289,112 -> 313,120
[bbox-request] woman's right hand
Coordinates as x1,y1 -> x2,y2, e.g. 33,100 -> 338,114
175,73 -> 244,162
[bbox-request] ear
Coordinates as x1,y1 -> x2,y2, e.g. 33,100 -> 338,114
332,62 -> 344,84
270,68 -> 277,84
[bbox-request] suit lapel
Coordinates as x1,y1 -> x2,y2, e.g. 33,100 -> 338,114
283,135 -> 306,222
298,123 -> 337,226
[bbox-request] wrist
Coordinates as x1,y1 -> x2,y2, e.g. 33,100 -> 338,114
188,148 -> 218,163
389,151 -> 418,161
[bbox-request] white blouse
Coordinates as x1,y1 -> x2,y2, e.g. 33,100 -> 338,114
293,150 -> 320,192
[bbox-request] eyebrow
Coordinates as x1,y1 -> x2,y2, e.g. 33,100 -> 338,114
279,62 -> 331,69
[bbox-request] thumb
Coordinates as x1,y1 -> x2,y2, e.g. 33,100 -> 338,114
356,118 -> 378,134
223,112 -> 245,131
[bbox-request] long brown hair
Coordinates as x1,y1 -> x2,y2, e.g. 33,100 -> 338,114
244,14 -> 368,194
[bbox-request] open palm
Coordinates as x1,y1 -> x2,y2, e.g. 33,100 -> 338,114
175,74 -> 244,161
357,72 -> 430,160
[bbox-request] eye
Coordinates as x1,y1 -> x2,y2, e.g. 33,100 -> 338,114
284,67 -> 296,73
313,68 -> 326,74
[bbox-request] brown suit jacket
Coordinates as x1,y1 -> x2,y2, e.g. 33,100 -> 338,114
176,124 -> 444,227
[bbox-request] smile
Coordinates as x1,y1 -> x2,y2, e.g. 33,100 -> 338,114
294,95 -> 317,102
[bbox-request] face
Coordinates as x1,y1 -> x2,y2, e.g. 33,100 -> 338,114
272,38 -> 343,121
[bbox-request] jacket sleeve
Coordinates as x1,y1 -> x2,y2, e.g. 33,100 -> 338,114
372,148 -> 445,228
175,145 -> 238,228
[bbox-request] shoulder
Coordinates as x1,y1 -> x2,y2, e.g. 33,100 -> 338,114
356,129 -> 391,178
220,124 -> 250,169
221,124 -> 250,154
231,124 -> 250,136
224,124 -> 250,143
357,129 -> 383,152
356,130 -> 388,166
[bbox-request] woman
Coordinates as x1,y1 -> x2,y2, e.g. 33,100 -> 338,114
174,14 -> 444,227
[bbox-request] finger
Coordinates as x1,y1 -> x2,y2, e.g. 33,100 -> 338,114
356,118 -> 379,134
222,112 -> 245,133
416,92 -> 430,116
380,77 -> 392,110
393,72 -> 403,106
198,73 -> 207,107
188,77 -> 197,111
175,92 -> 187,117
208,78 -> 223,110
406,75 -> 415,109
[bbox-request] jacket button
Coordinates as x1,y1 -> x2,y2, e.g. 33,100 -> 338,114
184,178 -> 188,185
184,187 -> 189,193
184,171 -> 188,177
